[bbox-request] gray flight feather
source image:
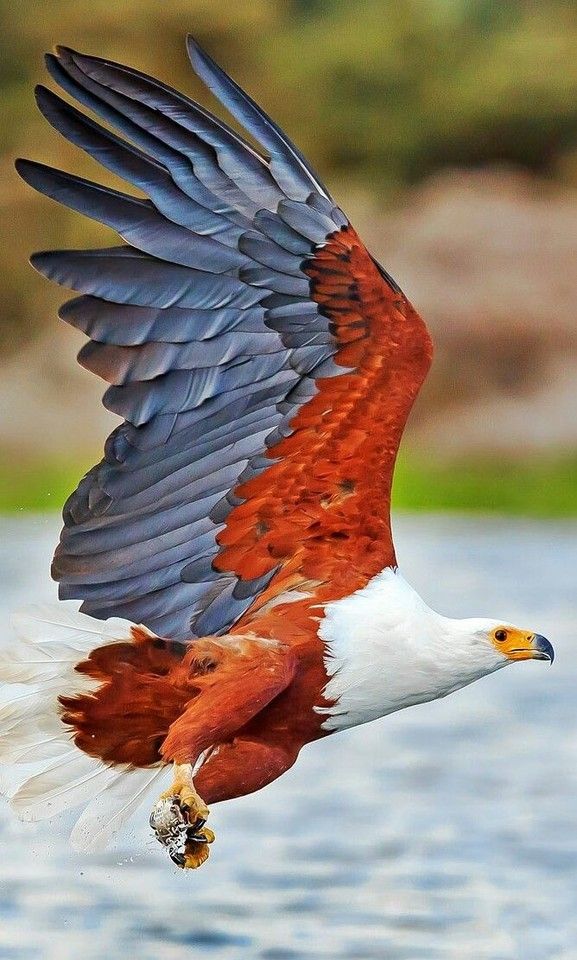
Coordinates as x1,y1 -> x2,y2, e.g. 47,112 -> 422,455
18,37 -> 365,640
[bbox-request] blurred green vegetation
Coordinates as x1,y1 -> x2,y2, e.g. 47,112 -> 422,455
0,460 -> 84,514
3,0 -> 577,353
393,453 -> 577,517
1,454 -> 575,516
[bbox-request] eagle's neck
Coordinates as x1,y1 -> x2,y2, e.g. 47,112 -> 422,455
316,568 -> 503,731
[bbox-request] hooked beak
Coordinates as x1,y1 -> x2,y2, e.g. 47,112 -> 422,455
509,634 -> 555,664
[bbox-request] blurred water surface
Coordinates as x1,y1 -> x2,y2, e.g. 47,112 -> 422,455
0,514 -> 575,960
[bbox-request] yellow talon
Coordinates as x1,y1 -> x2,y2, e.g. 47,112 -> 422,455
151,762 -> 214,869
182,827 -> 216,870
183,842 -> 210,869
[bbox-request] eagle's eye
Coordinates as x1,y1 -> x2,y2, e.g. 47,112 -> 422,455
494,629 -> 508,642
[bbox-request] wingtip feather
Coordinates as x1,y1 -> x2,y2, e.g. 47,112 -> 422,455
185,34 -> 207,67
54,44 -> 78,60
13,158 -> 50,192
13,157 -> 27,179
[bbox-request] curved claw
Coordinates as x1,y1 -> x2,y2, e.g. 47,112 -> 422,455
182,830 -> 213,869
150,764 -> 214,869
187,824 -> 215,844
188,815 -> 206,834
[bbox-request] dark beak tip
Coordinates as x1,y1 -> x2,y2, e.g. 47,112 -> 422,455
534,634 -> 555,664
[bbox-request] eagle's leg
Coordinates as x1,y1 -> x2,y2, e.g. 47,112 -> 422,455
149,636 -> 298,868
159,761 -> 209,825
150,761 -> 214,869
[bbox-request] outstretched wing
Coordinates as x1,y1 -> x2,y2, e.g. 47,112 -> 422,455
19,38 -> 432,641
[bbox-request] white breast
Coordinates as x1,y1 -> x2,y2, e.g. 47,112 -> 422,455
316,568 -> 501,731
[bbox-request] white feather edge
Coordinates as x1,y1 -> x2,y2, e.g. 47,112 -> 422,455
10,601 -> 151,648
70,765 -> 165,853
1,601 -> 168,851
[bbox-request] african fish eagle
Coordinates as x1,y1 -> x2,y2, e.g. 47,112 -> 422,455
2,37 -> 554,869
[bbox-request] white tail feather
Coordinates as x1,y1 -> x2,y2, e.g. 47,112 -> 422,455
0,737 -> 70,765
10,752 -> 118,821
1,601 -> 168,852
0,689 -> 46,724
10,602 -> 140,650
0,639 -> 90,685
0,709 -> 63,739
70,766 -> 165,853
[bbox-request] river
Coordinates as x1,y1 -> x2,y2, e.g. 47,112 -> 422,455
0,514 -> 575,960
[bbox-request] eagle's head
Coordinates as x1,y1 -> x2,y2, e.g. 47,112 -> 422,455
452,618 -> 555,676
487,624 -> 554,664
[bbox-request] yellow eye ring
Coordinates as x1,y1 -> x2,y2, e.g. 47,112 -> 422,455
495,629 -> 508,642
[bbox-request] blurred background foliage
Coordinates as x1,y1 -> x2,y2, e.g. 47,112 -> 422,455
1,0 -> 576,513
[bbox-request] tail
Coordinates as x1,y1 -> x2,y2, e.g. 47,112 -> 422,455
0,602 -> 168,852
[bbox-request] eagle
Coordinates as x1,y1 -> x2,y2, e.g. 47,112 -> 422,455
2,36 -> 553,870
